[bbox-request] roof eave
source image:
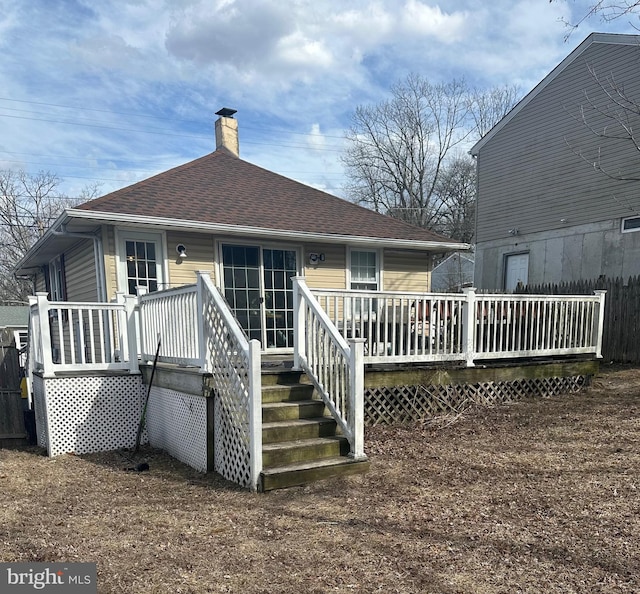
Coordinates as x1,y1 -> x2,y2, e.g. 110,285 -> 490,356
67,208 -> 469,252
13,210 -> 73,275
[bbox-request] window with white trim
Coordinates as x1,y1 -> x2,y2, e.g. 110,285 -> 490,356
350,250 -> 379,290
117,231 -> 165,296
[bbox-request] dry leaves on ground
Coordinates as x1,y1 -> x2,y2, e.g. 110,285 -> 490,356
1,365 -> 639,593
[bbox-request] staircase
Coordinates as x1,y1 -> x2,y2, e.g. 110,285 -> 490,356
259,368 -> 370,492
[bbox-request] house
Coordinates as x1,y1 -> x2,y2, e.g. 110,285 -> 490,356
0,306 -> 29,358
15,109 -> 467,349
15,110 -> 605,492
470,33 -> 640,291
430,252 -> 474,292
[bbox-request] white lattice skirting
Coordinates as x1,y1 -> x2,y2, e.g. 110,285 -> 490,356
365,375 -> 588,426
34,374 -> 146,457
146,386 -> 208,472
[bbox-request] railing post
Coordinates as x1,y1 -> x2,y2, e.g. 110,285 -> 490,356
462,287 -> 477,367
35,292 -> 54,376
195,271 -> 210,370
123,294 -> 139,373
292,276 -> 307,371
248,339 -> 263,492
26,297 -> 38,407
348,337 -> 366,460
593,290 -> 607,359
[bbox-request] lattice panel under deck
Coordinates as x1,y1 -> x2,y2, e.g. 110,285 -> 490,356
39,375 -> 145,456
203,290 -> 253,489
146,386 -> 208,472
365,375 -> 588,426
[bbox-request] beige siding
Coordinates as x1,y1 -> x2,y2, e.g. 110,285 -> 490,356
64,239 -> 99,301
166,231 -> 216,287
383,250 -> 431,292
303,244 -> 346,289
92,224 -> 435,299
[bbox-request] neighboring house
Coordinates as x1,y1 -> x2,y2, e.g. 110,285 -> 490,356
430,252 -> 474,292
0,306 -> 29,367
15,110 -> 468,353
470,33 -> 640,291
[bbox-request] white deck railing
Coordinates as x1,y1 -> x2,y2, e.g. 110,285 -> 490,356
293,277 -> 365,460
138,283 -> 203,367
312,287 -> 606,366
28,292 -> 137,375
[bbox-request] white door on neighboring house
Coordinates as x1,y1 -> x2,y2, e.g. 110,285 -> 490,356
505,253 -> 529,291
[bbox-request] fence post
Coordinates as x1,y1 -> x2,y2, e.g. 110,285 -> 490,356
593,290 -> 607,359
292,276 -> 307,371
35,292 -> 54,376
248,339 -> 263,492
348,337 -> 366,460
462,287 -> 477,367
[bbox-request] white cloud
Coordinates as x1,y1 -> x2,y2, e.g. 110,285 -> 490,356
0,0 -> 637,198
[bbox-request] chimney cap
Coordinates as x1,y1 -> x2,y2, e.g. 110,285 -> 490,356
215,107 -> 237,118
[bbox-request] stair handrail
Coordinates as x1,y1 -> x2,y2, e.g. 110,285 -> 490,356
292,276 -> 365,460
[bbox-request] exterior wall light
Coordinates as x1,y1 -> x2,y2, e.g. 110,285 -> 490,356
176,244 -> 188,259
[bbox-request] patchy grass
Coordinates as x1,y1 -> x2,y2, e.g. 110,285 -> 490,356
1,365 -> 639,593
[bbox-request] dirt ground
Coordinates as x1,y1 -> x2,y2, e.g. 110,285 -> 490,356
1,364 -> 639,593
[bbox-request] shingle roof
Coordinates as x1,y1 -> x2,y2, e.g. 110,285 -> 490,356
77,149 -> 452,244
0,306 -> 29,329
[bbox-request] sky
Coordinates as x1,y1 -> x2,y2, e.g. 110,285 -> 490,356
1,0 -> 639,201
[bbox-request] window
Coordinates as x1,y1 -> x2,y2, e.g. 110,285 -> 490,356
350,250 -> 379,290
349,249 -> 380,319
48,255 -> 67,301
622,216 -> 640,233
117,231 -> 165,296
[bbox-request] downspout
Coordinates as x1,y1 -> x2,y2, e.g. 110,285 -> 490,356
51,224 -> 107,302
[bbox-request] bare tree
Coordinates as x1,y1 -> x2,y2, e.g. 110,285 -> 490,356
468,84 -> 521,139
567,64 -> 640,182
433,156 -> 477,242
0,169 -> 97,303
342,73 -> 518,240
552,0 -> 640,34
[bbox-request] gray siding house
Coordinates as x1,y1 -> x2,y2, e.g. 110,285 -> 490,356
471,33 -> 640,291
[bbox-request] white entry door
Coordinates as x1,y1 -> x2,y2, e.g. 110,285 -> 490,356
505,253 -> 529,292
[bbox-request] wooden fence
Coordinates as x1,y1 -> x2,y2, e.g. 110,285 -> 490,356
519,276 -> 640,363
0,339 -> 27,447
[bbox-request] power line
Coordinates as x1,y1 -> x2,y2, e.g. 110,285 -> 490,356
0,96 -> 348,140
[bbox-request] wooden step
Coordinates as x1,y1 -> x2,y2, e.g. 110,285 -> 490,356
261,369 -> 311,387
262,436 -> 349,467
259,457 -> 370,492
261,383 -> 315,404
262,400 -> 326,422
262,417 -> 337,444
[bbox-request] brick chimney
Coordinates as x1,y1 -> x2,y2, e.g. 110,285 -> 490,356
215,107 -> 239,157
